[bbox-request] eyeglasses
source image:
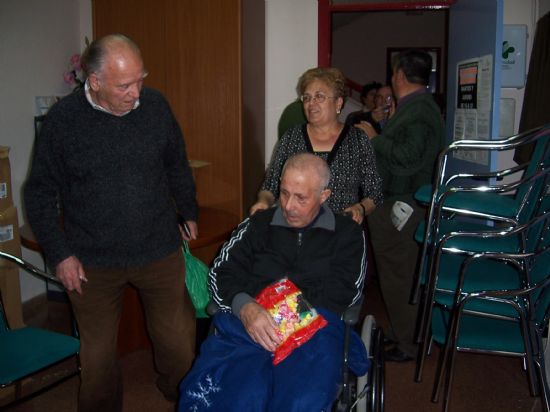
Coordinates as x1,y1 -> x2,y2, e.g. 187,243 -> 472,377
300,93 -> 336,104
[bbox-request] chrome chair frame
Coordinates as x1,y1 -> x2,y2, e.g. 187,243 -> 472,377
412,124 -> 550,306
432,245 -> 550,412
412,126 -> 550,383
414,167 -> 550,382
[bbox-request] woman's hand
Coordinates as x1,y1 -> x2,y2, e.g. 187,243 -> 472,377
343,203 -> 365,225
343,199 -> 376,224
249,201 -> 270,215
249,191 -> 275,215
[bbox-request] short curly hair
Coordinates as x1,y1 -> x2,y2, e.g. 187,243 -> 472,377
296,67 -> 347,104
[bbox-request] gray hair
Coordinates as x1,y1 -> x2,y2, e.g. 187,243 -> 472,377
281,153 -> 331,192
81,34 -> 142,77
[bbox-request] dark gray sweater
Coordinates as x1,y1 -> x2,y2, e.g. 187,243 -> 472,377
24,88 -> 198,268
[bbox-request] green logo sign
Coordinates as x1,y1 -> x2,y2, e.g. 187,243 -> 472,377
502,41 -> 515,59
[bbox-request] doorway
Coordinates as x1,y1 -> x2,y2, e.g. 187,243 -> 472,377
318,1 -> 452,119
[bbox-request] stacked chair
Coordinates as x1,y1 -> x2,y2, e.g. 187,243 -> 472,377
411,124 -> 550,411
0,251 -> 80,405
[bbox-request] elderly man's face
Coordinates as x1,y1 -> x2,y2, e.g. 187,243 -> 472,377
89,48 -> 146,116
279,167 -> 330,228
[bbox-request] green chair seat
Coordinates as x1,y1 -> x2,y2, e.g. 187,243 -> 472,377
432,306 -> 527,354
435,252 -> 523,290
0,327 -> 80,385
415,185 -> 519,219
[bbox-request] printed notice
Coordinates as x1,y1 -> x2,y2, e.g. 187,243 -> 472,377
453,55 -> 493,166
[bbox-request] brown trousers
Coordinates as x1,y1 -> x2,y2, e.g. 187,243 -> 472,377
69,250 -> 196,412
368,195 -> 423,357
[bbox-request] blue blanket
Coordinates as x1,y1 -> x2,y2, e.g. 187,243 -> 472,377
178,309 -> 369,411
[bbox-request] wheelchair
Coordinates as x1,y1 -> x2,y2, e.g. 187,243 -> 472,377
205,301 -> 385,412
334,308 -> 385,412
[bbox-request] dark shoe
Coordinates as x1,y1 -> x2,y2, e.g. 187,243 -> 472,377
384,346 -> 414,362
383,336 -> 397,347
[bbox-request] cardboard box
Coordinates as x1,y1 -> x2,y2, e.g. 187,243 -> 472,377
0,265 -> 24,329
0,146 -> 13,211
0,206 -> 22,269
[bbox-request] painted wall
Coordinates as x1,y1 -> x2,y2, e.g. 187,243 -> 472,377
264,0 -> 318,163
0,0 -> 92,301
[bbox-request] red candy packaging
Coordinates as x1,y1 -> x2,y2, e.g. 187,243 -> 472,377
256,278 -> 327,365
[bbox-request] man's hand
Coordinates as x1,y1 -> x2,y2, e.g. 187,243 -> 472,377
371,107 -> 387,123
357,121 -> 378,139
180,220 -> 198,241
56,255 -> 87,294
240,301 -> 283,352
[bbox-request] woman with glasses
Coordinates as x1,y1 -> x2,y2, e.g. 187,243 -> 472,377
250,67 -> 382,224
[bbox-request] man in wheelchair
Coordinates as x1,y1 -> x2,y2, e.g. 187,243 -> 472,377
179,154 -> 370,411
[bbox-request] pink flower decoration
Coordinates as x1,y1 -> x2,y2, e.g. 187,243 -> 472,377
63,71 -> 76,87
69,54 -> 81,71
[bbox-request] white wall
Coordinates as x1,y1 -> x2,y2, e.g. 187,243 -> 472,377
265,0 -> 318,163
0,0 -> 92,301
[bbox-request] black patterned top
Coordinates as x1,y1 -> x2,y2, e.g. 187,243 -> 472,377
261,124 -> 383,213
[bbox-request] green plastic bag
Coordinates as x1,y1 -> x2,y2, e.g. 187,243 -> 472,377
182,242 -> 210,318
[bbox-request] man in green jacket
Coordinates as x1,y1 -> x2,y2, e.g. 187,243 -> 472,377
362,49 -> 445,362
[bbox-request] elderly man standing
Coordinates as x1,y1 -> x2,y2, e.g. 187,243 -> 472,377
24,34 -> 198,411
362,49 -> 445,362
179,153 -> 368,411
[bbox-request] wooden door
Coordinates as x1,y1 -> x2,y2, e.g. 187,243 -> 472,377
92,0 -> 243,218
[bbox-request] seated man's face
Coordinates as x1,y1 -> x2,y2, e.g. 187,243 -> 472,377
279,168 -> 330,228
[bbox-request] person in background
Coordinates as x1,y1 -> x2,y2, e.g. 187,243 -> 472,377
179,153 -> 369,411
250,67 -> 383,225
354,84 -> 395,135
345,81 -> 382,128
361,49 -> 445,363
24,34 -> 198,411
277,98 -> 307,140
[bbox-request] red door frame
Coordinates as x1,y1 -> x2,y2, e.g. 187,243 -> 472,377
318,0 -> 457,67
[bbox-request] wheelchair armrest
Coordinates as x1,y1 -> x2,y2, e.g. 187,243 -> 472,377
342,303 -> 362,326
206,300 -> 220,316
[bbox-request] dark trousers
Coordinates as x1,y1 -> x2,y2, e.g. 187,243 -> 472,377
69,250 -> 196,412
368,195 -> 423,357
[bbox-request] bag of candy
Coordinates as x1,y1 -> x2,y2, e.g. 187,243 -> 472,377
256,278 -> 328,365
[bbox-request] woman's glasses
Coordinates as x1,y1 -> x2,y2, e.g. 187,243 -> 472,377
300,93 -> 336,104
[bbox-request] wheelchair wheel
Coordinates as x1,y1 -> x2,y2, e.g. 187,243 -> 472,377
355,315 -> 385,412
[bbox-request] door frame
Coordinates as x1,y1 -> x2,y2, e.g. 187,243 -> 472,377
318,0 -> 456,67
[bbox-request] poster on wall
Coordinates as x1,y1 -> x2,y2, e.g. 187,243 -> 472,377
453,54 -> 493,165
